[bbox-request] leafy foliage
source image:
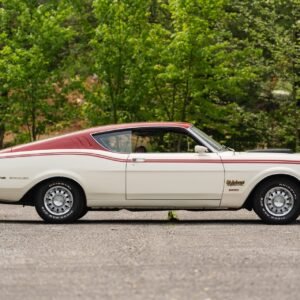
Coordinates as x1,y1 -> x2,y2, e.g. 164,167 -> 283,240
0,0 -> 299,151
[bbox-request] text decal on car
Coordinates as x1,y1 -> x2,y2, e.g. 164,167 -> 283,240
226,180 -> 245,186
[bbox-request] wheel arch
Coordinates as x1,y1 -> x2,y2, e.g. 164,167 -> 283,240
243,174 -> 300,210
19,176 -> 87,207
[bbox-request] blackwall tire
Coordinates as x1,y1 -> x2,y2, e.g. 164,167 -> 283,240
253,178 -> 300,224
77,208 -> 88,220
35,179 -> 86,223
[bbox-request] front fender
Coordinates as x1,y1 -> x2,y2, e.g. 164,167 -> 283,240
221,166 -> 300,208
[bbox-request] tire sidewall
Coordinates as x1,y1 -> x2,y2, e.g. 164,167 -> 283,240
35,180 -> 84,223
254,180 -> 300,224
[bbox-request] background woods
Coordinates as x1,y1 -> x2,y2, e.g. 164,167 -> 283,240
0,0 -> 299,151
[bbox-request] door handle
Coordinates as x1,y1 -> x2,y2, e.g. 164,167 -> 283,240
131,158 -> 145,162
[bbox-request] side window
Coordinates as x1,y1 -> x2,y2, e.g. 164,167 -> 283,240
93,130 -> 132,153
132,129 -> 198,153
163,131 -> 198,152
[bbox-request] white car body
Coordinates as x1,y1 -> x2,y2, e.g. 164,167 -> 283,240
0,122 -> 299,223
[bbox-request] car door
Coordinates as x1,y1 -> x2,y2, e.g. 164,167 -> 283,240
126,128 -> 224,201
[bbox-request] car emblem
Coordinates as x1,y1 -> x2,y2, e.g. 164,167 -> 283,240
226,180 -> 245,186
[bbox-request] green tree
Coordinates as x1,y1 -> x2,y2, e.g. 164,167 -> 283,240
0,0 -> 76,143
226,0 -> 300,150
1,0 -> 298,152
133,0 -> 260,150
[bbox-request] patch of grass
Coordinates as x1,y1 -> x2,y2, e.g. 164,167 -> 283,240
167,211 -> 179,221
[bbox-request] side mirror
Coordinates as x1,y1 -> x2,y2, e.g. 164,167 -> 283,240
195,145 -> 208,154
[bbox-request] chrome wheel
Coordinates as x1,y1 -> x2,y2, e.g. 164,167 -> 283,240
264,187 -> 294,217
44,185 -> 74,216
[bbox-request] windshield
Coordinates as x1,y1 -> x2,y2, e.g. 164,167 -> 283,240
190,126 -> 224,151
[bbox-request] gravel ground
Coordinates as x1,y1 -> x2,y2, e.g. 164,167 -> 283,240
0,204 -> 299,300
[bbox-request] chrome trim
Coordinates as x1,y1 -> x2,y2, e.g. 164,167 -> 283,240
90,124 -> 218,154
44,185 -> 74,216
264,186 -> 294,217
90,125 -> 194,153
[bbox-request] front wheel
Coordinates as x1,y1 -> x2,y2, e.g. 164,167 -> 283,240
35,179 -> 86,223
253,178 -> 300,224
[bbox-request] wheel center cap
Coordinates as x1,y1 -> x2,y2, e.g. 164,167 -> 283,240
53,195 -> 64,206
273,196 -> 285,208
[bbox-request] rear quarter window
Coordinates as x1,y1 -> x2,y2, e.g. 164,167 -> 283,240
93,130 -> 132,153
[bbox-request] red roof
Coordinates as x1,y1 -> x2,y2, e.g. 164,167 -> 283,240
9,122 -> 192,152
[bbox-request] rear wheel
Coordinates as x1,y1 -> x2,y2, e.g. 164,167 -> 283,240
35,179 -> 86,223
253,178 -> 300,224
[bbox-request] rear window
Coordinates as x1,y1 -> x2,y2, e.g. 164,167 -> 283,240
93,130 -> 132,153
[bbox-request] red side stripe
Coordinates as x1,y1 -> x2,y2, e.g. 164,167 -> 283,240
0,152 -> 127,163
0,152 -> 299,165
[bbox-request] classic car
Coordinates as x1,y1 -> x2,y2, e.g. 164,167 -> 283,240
0,122 -> 299,224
